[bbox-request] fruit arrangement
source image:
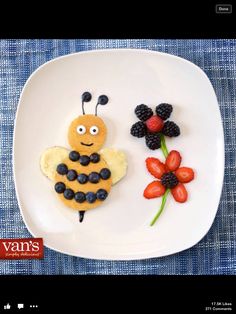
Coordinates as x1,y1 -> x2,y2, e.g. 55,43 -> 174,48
41,92 -> 127,222
130,103 -> 180,154
130,103 -> 194,226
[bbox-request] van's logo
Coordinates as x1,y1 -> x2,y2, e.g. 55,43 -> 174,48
0,238 -> 43,259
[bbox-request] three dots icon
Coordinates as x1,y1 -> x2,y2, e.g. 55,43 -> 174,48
30,305 -> 38,308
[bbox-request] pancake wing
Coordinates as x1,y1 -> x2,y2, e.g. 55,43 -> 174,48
100,148 -> 127,185
40,146 -> 69,181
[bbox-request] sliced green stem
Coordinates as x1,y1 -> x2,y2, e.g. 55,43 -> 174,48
160,134 -> 169,158
150,189 -> 170,226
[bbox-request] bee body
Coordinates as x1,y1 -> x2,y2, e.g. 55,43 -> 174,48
40,93 -> 127,222
54,152 -> 112,210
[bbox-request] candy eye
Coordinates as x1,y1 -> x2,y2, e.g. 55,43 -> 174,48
77,125 -> 86,134
90,126 -> 99,135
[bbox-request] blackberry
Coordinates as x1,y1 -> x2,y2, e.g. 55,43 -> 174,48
156,103 -> 173,120
130,121 -> 147,138
135,104 -> 153,121
162,121 -> 180,137
161,172 -> 178,189
145,133 -> 161,150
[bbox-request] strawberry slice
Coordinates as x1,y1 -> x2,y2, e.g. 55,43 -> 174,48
143,181 -> 166,199
175,167 -> 194,183
146,157 -> 166,179
165,150 -> 182,171
146,115 -> 164,133
171,183 -> 188,203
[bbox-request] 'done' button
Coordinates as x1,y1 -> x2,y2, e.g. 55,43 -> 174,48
215,4 -> 232,14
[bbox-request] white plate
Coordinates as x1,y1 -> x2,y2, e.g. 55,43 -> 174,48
13,49 -> 224,260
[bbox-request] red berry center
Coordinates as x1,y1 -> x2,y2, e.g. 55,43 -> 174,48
146,115 -> 164,133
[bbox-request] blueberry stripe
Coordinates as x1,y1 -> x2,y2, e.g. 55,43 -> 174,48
61,187 -> 109,203
62,168 -> 112,184
68,151 -> 101,165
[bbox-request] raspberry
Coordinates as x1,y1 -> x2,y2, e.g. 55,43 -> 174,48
146,115 -> 164,132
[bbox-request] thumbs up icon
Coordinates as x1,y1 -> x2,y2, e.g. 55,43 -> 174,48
4,303 -> 11,310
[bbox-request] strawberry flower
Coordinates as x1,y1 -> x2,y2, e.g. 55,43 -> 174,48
144,150 -> 194,226
130,103 -> 180,157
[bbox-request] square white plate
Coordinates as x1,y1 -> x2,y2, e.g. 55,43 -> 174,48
13,49 -> 224,260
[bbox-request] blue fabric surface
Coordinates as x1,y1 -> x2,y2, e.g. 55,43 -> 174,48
0,39 -> 235,275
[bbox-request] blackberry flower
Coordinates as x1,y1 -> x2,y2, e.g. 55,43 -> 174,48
130,103 -> 180,157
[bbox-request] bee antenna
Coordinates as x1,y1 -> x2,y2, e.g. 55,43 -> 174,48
95,95 -> 109,116
81,92 -> 92,115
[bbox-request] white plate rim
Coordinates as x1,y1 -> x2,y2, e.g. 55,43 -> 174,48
13,48 -> 225,260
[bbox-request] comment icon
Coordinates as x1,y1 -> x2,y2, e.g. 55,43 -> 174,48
17,304 -> 24,309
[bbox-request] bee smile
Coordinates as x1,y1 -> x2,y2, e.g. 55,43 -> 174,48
81,142 -> 94,147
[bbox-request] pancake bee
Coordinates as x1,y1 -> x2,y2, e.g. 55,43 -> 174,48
40,92 -> 127,222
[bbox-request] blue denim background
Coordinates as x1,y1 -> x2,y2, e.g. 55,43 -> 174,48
0,39 -> 235,274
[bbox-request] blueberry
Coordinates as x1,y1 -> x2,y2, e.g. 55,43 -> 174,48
90,153 -> 100,163
67,169 -> 77,181
98,95 -> 109,105
69,151 -> 80,162
77,173 -> 88,184
56,163 -> 68,175
79,155 -> 90,166
74,192 -> 86,203
86,192 -> 97,203
64,189 -> 74,200
54,182 -> 66,194
82,91 -> 92,102
96,189 -> 108,201
100,168 -> 111,180
88,172 -> 100,184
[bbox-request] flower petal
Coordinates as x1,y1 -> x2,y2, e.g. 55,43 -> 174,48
143,181 -> 166,199
175,167 -> 194,183
171,183 -> 188,203
165,150 -> 182,171
145,157 -> 166,179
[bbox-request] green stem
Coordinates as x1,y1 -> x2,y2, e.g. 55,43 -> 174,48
160,134 -> 169,158
150,189 -> 170,226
